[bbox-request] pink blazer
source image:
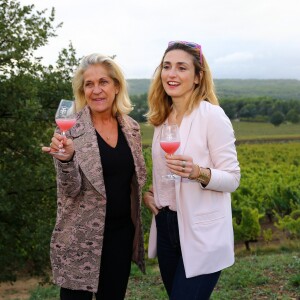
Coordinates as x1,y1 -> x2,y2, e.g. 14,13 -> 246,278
148,101 -> 240,278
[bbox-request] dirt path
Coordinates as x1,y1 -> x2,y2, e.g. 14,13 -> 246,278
0,277 -> 39,300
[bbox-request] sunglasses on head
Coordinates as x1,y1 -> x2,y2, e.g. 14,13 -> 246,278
168,41 -> 202,64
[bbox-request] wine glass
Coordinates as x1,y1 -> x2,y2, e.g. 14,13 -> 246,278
160,124 -> 181,180
50,99 -> 76,156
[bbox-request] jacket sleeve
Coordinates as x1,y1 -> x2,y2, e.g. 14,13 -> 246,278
54,155 -> 82,198
203,105 -> 241,193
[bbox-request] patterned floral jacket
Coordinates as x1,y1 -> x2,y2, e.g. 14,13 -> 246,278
50,106 -> 147,292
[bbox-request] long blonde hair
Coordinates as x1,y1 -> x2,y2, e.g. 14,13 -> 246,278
72,53 -> 132,115
146,43 -> 219,126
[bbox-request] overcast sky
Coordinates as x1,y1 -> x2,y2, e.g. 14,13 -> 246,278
19,0 -> 300,79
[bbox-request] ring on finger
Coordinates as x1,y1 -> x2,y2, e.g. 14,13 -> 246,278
182,160 -> 186,168
181,167 -> 185,172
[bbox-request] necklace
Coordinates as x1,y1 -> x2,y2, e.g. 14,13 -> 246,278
100,120 -> 116,141
92,115 -> 117,141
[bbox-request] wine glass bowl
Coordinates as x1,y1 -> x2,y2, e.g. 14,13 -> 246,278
55,100 -> 76,135
50,99 -> 76,156
160,140 -> 180,155
160,124 -> 180,180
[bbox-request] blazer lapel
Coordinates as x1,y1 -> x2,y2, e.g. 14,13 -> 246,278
70,106 -> 106,197
178,108 -> 198,155
118,114 -> 146,187
175,108 -> 198,199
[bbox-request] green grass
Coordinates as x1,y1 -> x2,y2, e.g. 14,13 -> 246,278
28,251 -> 300,300
233,121 -> 300,140
211,253 -> 300,299
29,286 -> 60,300
140,122 -> 300,146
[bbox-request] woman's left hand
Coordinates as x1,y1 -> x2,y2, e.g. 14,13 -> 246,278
165,154 -> 195,178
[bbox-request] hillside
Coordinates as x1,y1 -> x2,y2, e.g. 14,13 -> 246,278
127,79 -> 300,100
127,79 -> 150,96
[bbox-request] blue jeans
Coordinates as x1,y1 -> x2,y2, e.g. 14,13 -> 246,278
155,207 -> 221,300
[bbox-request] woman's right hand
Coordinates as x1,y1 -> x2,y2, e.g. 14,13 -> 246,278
143,186 -> 159,216
42,133 -> 75,161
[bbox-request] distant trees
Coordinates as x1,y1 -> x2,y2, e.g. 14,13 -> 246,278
219,97 -> 300,125
286,109 -> 300,123
129,93 -> 148,122
129,94 -> 300,125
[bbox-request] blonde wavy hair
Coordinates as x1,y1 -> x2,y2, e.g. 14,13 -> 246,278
72,53 -> 132,115
146,43 -> 219,126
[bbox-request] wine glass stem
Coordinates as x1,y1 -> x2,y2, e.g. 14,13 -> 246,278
59,131 -> 66,152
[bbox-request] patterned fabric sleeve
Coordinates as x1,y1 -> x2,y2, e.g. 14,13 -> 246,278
54,155 -> 82,199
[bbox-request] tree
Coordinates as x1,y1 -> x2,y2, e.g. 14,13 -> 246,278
0,0 -> 61,77
0,0 -> 78,282
239,103 -> 257,118
286,109 -> 299,124
220,100 -> 238,119
270,111 -> 285,127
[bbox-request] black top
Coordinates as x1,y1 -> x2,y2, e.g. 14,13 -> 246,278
96,123 -> 134,231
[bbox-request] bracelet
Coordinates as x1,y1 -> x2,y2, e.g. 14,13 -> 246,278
188,164 -> 211,185
188,164 -> 201,180
195,167 -> 211,185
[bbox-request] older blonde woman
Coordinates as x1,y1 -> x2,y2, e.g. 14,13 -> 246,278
43,54 -> 146,300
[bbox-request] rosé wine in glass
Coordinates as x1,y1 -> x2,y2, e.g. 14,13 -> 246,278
160,141 -> 180,155
160,124 -> 180,180
55,118 -> 76,132
50,99 -> 76,156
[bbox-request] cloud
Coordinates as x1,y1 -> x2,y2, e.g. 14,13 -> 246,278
17,0 -> 300,79
215,52 -> 255,64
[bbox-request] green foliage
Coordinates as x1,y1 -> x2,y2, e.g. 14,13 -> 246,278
127,79 -> 300,125
233,207 -> 263,250
270,111 -> 285,126
275,209 -> 300,239
286,108 -> 300,123
37,42 -> 79,115
232,143 -> 300,222
0,0 -> 79,282
127,79 -> 151,96
129,93 -> 148,122
290,273 -> 300,288
262,228 -> 273,244
141,147 -> 153,252
0,0 -> 61,78
221,98 -> 300,125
